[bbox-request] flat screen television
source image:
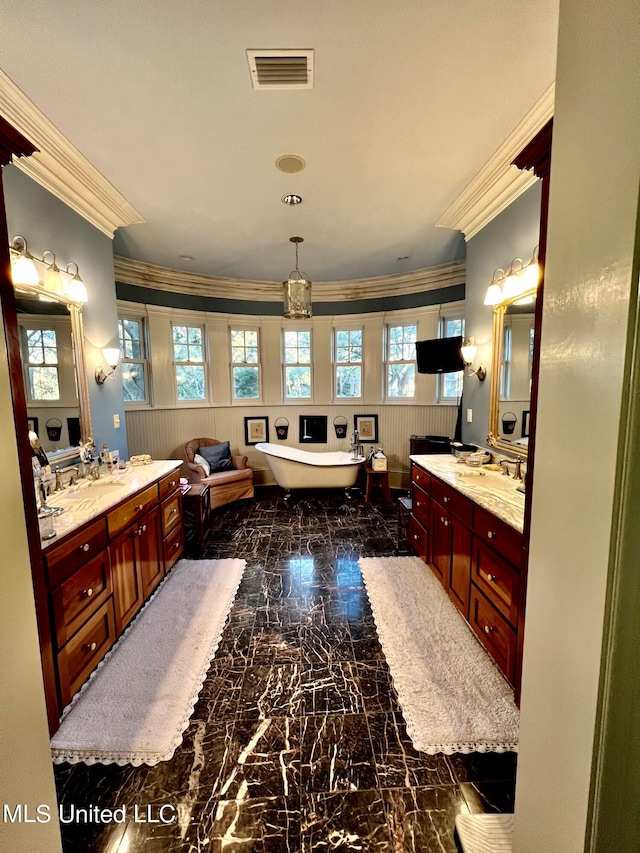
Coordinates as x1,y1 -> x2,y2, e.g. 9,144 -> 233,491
415,335 -> 464,374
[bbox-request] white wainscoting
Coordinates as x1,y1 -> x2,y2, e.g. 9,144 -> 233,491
125,404 -> 459,489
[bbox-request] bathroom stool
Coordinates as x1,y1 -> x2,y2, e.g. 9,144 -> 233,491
364,464 -> 391,503
397,495 -> 412,550
182,481 -> 211,554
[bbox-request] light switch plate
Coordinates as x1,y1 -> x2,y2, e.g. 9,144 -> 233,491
113,414 -> 120,428
466,408 -> 473,423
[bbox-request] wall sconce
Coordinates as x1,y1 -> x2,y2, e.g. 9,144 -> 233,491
95,348 -> 120,384
9,235 -> 89,303
483,246 -> 540,307
461,337 -> 486,380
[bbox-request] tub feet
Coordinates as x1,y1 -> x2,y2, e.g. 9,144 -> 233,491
283,489 -> 292,503
344,487 -> 352,501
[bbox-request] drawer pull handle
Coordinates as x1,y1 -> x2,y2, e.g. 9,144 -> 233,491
174,541 -> 180,549
142,524 -> 147,532
487,574 -> 497,583
170,480 -> 176,487
170,508 -> 177,515
86,641 -> 97,652
135,504 -> 144,511
83,587 -> 94,597
79,543 -> 90,553
416,500 -> 421,508
484,625 -> 494,634
487,531 -> 497,540
413,534 -> 419,540
443,496 -> 450,503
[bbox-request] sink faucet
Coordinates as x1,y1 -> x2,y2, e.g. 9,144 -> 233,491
499,459 -> 524,480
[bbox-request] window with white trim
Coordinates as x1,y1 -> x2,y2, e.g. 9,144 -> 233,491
283,329 -> 312,399
24,326 -> 60,401
231,328 -> 261,400
385,323 -> 416,399
438,314 -> 465,401
334,328 -> 362,399
118,316 -> 149,404
172,323 -> 207,401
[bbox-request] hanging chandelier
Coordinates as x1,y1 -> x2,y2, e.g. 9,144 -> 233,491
283,236 -> 312,319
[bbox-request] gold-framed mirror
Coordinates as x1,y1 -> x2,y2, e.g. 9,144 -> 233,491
487,286 -> 537,460
15,283 -> 91,455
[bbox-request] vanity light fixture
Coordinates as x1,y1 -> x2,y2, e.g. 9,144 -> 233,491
482,246 -> 540,307
461,337 -> 486,381
95,348 -> 120,385
283,236 -> 312,319
8,235 -> 89,303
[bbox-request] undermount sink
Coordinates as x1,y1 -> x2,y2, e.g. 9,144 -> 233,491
62,479 -> 127,499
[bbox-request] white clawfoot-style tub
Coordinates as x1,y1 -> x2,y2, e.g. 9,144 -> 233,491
256,442 -> 364,495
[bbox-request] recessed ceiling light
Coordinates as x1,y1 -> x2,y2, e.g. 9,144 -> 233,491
179,255 -> 194,261
276,155 -> 306,174
282,194 -> 303,206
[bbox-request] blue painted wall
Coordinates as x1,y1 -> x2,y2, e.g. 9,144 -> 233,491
4,166 -> 128,459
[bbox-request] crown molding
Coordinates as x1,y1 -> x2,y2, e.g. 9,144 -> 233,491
436,82 -> 555,241
0,71 -> 144,238
113,256 -> 466,303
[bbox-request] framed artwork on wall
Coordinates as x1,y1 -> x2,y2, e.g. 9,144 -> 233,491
299,415 -> 327,443
354,414 -> 378,443
27,417 -> 39,436
522,410 -> 530,438
244,416 -> 269,445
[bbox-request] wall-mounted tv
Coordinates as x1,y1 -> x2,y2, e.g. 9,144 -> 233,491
415,335 -> 464,374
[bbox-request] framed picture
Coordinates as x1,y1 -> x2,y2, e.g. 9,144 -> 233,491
522,410 -> 531,438
244,416 -> 269,445
354,414 -> 378,443
27,417 -> 38,436
299,415 -> 327,443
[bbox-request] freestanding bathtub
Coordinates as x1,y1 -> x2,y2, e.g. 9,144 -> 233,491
256,442 -> 364,496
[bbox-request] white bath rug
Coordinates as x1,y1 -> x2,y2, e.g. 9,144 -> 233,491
51,558 -> 245,766
358,556 -> 519,754
455,813 -> 514,852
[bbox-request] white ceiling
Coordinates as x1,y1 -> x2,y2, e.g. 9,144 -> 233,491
1,1 -> 559,283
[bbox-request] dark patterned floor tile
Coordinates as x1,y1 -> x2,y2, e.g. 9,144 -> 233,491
299,661 -> 364,716
198,796 -> 301,852
356,661 -> 402,714
301,789 -> 392,852
248,626 -> 302,665
382,785 -> 467,853
367,713 -> 456,789
300,623 -> 355,665
238,663 -> 302,719
300,714 -> 377,794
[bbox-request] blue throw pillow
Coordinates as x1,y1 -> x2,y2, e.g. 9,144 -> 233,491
198,442 -> 234,473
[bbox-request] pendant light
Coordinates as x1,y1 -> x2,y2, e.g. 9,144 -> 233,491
283,236 -> 312,319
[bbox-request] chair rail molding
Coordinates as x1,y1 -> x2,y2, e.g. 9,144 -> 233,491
0,70 -> 144,238
436,82 -> 555,241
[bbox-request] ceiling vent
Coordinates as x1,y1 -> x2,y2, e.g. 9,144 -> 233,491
246,49 -> 314,90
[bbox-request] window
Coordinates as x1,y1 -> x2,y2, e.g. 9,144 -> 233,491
283,329 -> 312,399
386,323 -> 416,398
118,316 -> 148,403
231,329 -> 260,400
438,315 -> 465,401
500,323 -> 512,398
25,327 -> 60,400
172,324 -> 206,401
334,328 -> 362,399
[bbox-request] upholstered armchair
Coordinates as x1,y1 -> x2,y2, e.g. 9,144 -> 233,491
185,438 -> 254,510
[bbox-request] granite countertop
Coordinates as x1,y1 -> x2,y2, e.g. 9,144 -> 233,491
410,453 -> 526,533
41,460 -> 182,548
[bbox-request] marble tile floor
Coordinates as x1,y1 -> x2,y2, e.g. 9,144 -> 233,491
54,487 -> 517,853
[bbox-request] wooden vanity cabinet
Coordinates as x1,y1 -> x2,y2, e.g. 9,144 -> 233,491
409,460 -> 525,691
42,465 -> 185,723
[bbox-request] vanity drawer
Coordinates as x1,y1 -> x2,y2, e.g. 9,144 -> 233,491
411,463 -> 431,493
408,514 -> 428,561
57,599 -> 116,707
44,517 -> 108,588
51,550 -> 113,648
472,539 -> 520,626
411,482 -> 431,529
469,587 -> 516,684
164,522 -> 184,571
161,491 -> 182,537
159,469 -> 181,502
431,477 -> 473,527
107,484 -> 158,537
473,506 -> 523,568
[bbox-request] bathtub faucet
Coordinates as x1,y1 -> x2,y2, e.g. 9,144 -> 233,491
350,430 -> 364,460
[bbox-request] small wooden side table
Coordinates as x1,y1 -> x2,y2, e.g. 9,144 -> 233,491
182,482 -> 211,554
364,464 -> 392,503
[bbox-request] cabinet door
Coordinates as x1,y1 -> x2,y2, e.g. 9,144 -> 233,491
139,506 -> 163,598
430,500 -> 451,585
449,517 -> 471,617
110,527 -> 144,635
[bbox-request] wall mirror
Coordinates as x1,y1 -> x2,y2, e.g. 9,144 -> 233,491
487,289 -> 537,460
15,283 -> 91,460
